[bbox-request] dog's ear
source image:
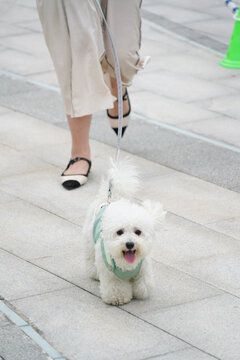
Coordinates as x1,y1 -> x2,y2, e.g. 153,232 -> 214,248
142,200 -> 166,224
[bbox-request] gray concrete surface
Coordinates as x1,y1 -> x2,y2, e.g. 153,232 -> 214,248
0,312 -> 49,360
0,1 -> 240,360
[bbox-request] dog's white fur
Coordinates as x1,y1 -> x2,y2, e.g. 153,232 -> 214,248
83,160 -> 166,305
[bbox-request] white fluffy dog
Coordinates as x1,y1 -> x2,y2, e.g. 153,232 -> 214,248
83,160 -> 165,306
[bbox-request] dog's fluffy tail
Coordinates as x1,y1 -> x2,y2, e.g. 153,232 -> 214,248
108,158 -> 140,200
97,158 -> 140,201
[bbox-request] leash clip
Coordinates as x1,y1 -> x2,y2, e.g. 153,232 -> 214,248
108,179 -> 113,203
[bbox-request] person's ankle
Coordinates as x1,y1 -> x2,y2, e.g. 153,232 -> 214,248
71,154 -> 91,161
71,149 -> 90,160
110,77 -> 126,97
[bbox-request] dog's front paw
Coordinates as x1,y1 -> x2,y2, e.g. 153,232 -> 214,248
101,288 -> 132,306
103,293 -> 132,306
91,272 -> 99,281
133,280 -> 150,300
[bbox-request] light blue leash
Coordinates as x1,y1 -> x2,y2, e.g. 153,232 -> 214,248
92,1 -> 143,279
94,0 -> 124,203
94,0 -> 123,165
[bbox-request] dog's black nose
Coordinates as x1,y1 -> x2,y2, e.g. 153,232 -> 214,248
126,241 -> 134,250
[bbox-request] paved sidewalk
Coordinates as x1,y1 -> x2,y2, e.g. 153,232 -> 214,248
1,105 -> 240,360
0,1 -> 240,360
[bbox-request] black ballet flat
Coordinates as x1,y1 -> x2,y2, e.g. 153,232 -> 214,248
107,89 -> 131,137
61,157 -> 92,190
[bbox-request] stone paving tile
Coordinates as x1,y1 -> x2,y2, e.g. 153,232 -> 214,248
122,260 -> 222,314
33,246 -> 100,297
0,74 -> 35,96
206,217 -> 240,241
140,25 -> 181,57
0,32 -> 49,58
173,252 -> 240,296
133,70 -> 237,103
150,347 -> 216,360
0,144 -> 54,177
27,70 -> 58,87
141,8 -> 227,55
0,322 -> 49,360
0,105 -> 10,114
15,19 -> 42,32
0,23 -> 31,37
0,199 -> 83,260
12,287 -> 188,360
0,3 -> 38,24
0,311 -> 9,327
0,248 -> 72,300
142,171 -> 240,225
14,0 -> 35,6
216,75 -> 240,92
0,86 -> 65,125
31,138 -> 174,180
196,94 -> 240,120
195,36 -> 227,53
0,111 -> 70,150
186,18 -> 233,45
234,289 -> 240,297
151,213 -> 240,265
145,140 -> 240,192
0,168 -> 97,223
170,25 -> 207,42
0,190 -> 18,204
138,294 -> 240,360
147,0 -> 230,37
205,4 -> 232,18
144,0 -> 220,11
144,4 -> 215,24
141,9 -> 180,31
180,116 -> 240,147
0,48 -> 53,75
130,91 -> 218,125
140,22 -> 194,56
31,139 -> 114,176
123,117 -> 195,151
232,184 -> 240,192
151,51 -> 237,81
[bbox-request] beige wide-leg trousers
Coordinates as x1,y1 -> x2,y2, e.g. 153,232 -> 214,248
36,0 -> 142,118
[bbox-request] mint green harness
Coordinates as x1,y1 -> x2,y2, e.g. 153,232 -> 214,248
93,204 -> 143,280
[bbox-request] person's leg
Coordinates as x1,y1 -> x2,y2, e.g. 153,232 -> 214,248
104,0 -> 142,86
63,0 -> 114,117
103,0 -> 142,126
36,0 -> 114,118
107,78 -> 129,118
63,115 -> 92,176
36,0 -> 115,186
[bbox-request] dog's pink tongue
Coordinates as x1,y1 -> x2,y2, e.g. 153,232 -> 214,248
124,251 -> 136,264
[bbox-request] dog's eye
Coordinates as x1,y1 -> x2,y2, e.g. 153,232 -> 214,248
135,229 -> 142,236
116,229 -> 124,236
